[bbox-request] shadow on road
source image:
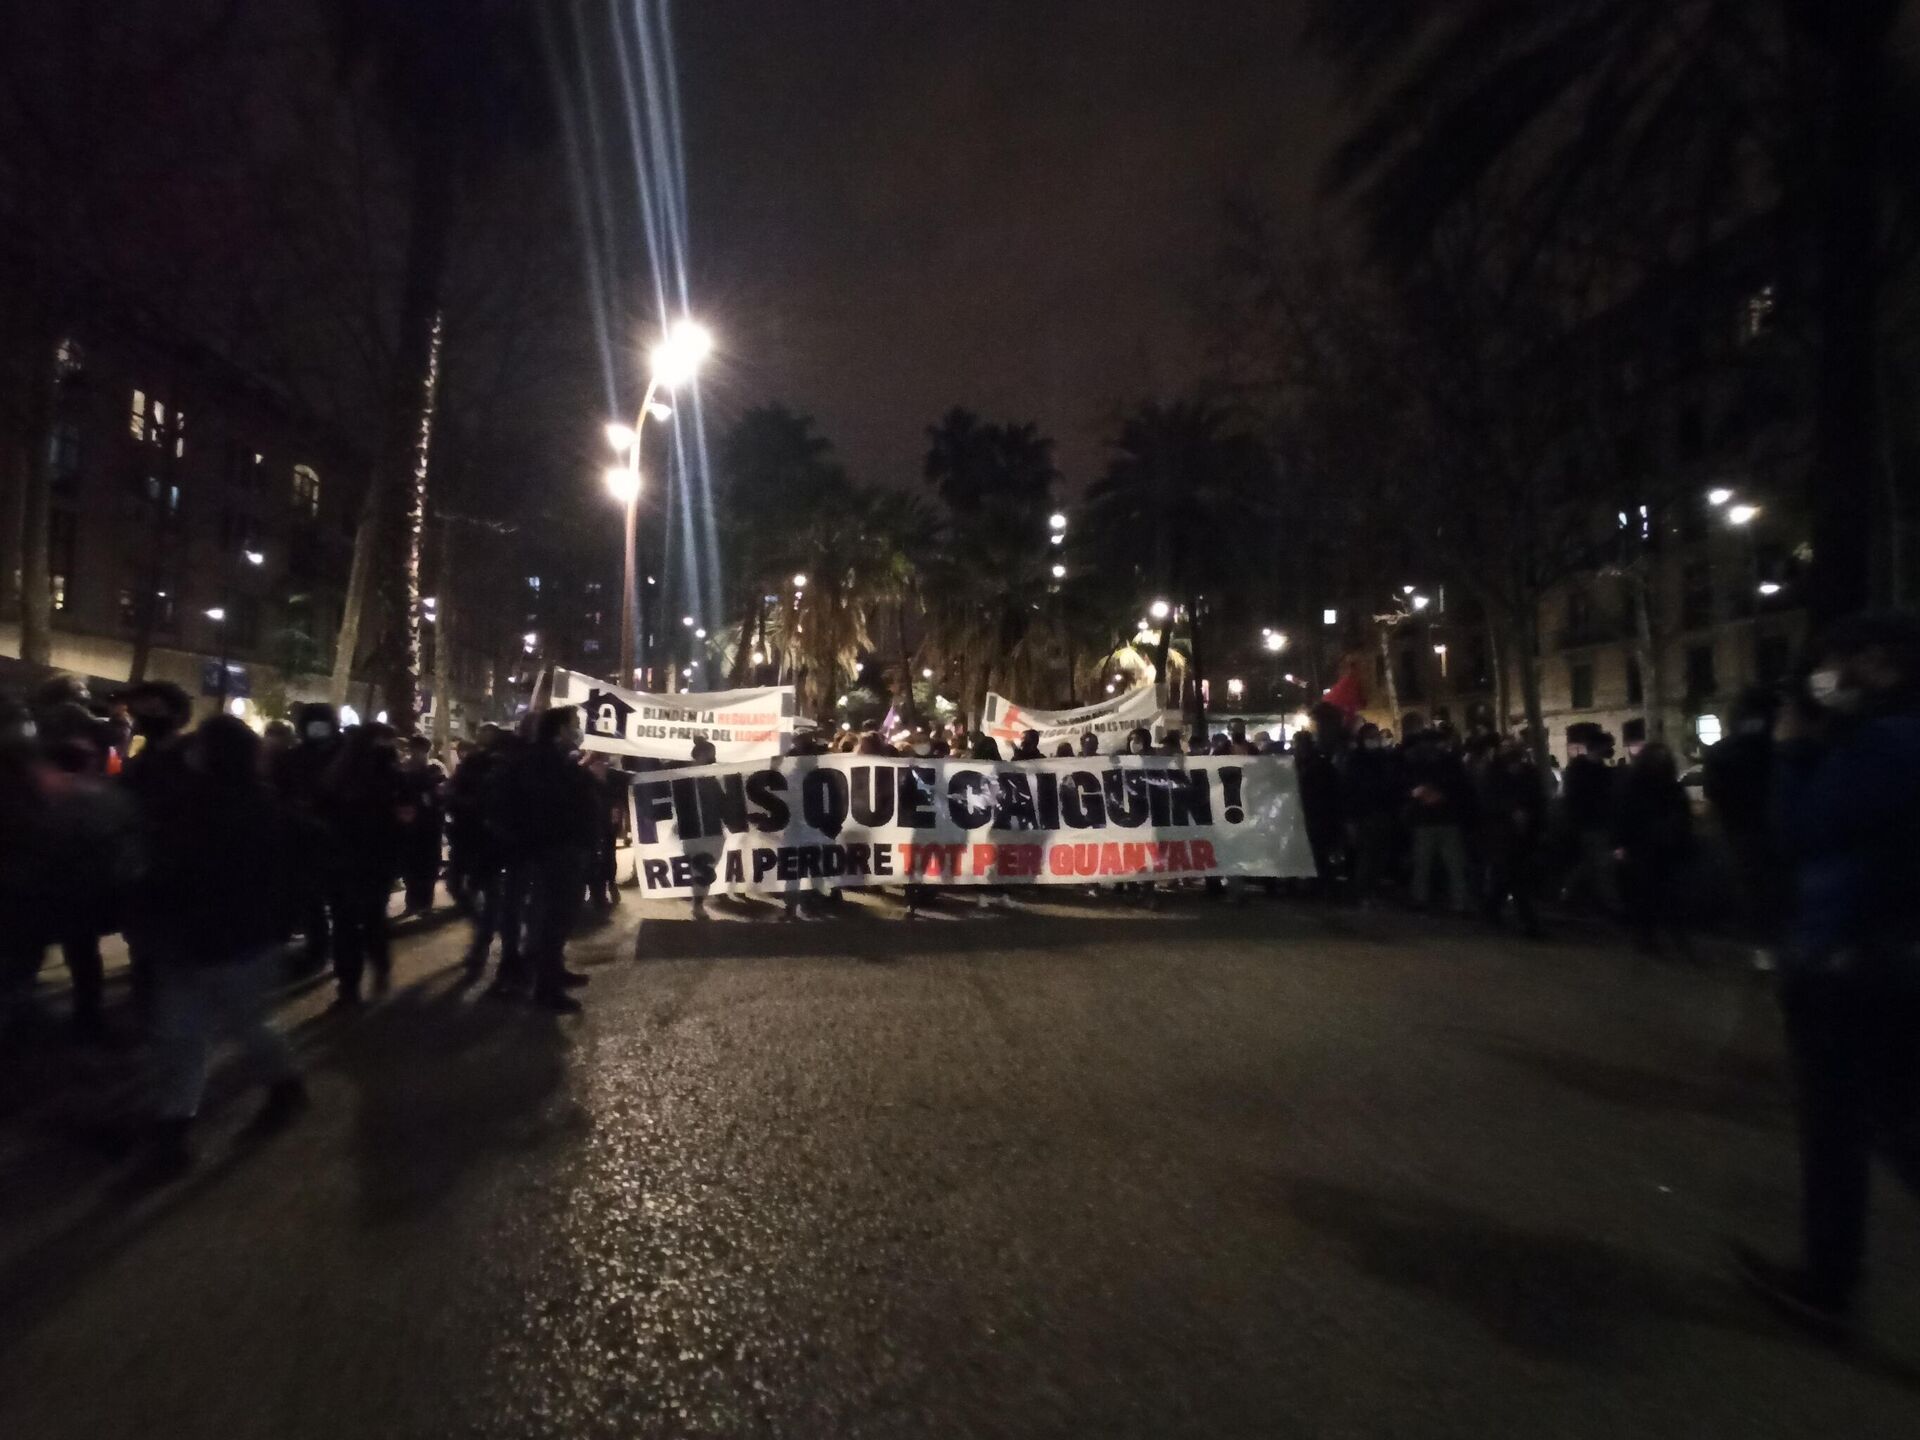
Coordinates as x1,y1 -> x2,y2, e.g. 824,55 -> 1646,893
1469,1035 -> 1789,1131
1267,1172 -> 1920,1389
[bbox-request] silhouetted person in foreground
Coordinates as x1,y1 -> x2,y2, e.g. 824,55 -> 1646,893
1611,742 -> 1692,957
501,706 -> 598,1012
1735,615 -> 1920,1333
143,717 -> 310,1177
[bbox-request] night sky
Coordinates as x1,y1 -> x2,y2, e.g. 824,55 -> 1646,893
670,1 -> 1344,490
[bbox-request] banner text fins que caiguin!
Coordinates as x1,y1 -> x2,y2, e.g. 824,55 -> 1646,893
625,754 -> 1317,894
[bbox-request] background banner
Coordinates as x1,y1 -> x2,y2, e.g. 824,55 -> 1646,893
982,685 -> 1174,752
552,668 -> 795,762
624,754 -> 1317,896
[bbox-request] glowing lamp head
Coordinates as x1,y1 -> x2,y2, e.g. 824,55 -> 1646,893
792,573 -> 808,589
1149,599 -> 1171,621
605,465 -> 640,505
1048,512 -> 1067,531
1264,632 -> 1286,653
1051,563 -> 1066,579
1728,504 -> 1759,526
204,606 -> 226,622
604,422 -> 636,454
1707,487 -> 1733,506
650,320 -> 712,389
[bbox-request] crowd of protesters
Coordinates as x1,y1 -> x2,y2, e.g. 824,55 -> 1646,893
4,614 -> 1917,1313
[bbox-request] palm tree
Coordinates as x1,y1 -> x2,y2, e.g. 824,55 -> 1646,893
716,405 -> 844,685
774,485 -> 911,720
1081,400 -> 1275,729
323,0 -> 546,727
1307,0 -> 1908,624
918,410 -> 1060,721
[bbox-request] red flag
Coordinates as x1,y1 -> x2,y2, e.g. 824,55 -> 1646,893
1321,666 -> 1366,717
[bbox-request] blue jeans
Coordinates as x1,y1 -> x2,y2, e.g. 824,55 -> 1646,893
154,947 -> 297,1120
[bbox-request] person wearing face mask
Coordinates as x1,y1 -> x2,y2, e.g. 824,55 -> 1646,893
1124,727 -> 1152,758
1734,615 -> 1920,1333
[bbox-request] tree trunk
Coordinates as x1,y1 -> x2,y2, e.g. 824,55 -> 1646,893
1630,570 -> 1667,742
725,592 -> 760,686
1486,619 -> 1509,733
15,324 -> 56,667
1802,2 -> 1894,627
1515,602 -> 1551,779
329,481 -> 378,706
378,309 -> 443,734
432,514 -> 454,754
1187,598 -> 1209,738
1375,621 -> 1402,732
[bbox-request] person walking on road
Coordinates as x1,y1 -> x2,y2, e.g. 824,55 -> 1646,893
1611,741 -> 1693,956
1404,731 -> 1473,914
504,706 -> 599,1012
142,716 -> 311,1177
1735,615 -> 1920,1333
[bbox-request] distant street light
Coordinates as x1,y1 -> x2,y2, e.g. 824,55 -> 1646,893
793,573 -> 808,589
204,606 -> 226,622
682,615 -> 695,627
1149,598 -> 1171,620
1227,678 -> 1244,698
608,317 -> 710,679
1411,594 -> 1431,611
1728,503 -> 1760,526
1323,608 -> 1337,625
1707,487 -> 1733,506
1402,584 -> 1416,594
1050,533 -> 1064,546
922,667 -> 933,679
1263,632 -> 1286,653
243,548 -> 265,567
1758,581 -> 1782,597
1048,512 -> 1067,531
694,627 -> 707,639
1051,563 -> 1066,579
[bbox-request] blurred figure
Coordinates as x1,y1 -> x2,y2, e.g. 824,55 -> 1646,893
1078,731 -> 1100,757
498,707 -> 598,1010
1225,718 -> 1259,757
276,703 -> 345,975
1053,741 -> 1075,758
1735,615 -> 1920,1332
1012,728 -> 1044,762
1292,730 -> 1342,895
1704,688 -> 1784,968
1559,736 -> 1618,914
583,751 -> 626,908
1343,723 -> 1403,906
1479,739 -> 1545,937
687,737 -> 718,919
321,723 -> 405,1006
1611,741 -> 1693,956
448,724 -> 514,976
1404,731 -> 1473,914
143,717 -> 310,1177
117,681 -> 196,1020
260,718 -> 295,773
397,734 -> 447,915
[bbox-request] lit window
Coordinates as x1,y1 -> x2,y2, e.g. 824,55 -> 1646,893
527,575 -> 541,592
1695,714 -> 1723,747
292,464 -> 321,518
130,389 -> 147,439
51,574 -> 67,611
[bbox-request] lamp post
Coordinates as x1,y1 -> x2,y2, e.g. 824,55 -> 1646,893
605,318 -> 711,684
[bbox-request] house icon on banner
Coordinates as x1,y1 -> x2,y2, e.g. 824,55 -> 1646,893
582,688 -> 636,741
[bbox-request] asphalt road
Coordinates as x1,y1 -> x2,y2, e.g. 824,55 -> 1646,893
2,891 -> 1917,1438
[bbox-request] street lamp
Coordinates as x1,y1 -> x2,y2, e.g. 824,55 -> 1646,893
1728,503 -> 1759,526
1149,598 -> 1171,621
1051,563 -> 1066,579
243,548 -> 265,567
1411,594 -> 1431,611
1707,487 -> 1733,506
204,606 -> 226,622
1227,678 -> 1244,699
1264,632 -> 1286,653
792,573 -> 808,589
1758,580 -> 1782,597
1048,512 -> 1067,531
608,317 -> 711,681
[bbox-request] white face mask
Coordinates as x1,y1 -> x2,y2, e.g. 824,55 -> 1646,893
1807,667 -> 1862,713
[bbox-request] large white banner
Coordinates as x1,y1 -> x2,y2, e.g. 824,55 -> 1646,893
552,668 -> 794,762
981,685 -> 1174,753
625,754 -> 1317,896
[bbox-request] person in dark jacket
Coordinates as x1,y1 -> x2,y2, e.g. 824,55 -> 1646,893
1611,741 -> 1693,955
1704,688 -> 1783,966
144,716 -> 310,1175
397,734 -> 446,915
275,703 -> 345,975
1404,731 -> 1473,913
1734,615 -> 1920,1332
116,680 -> 195,1021
448,725 -> 512,974
1478,739 -> 1546,936
505,706 -> 599,1011
1559,739 -> 1618,914
1012,728 -> 1044,762
319,723 -> 405,1005
583,750 -> 628,908
1292,729 -> 1343,895
1342,723 -> 1402,904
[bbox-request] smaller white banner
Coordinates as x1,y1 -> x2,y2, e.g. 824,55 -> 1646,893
552,668 -> 795,763
982,685 -> 1174,753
